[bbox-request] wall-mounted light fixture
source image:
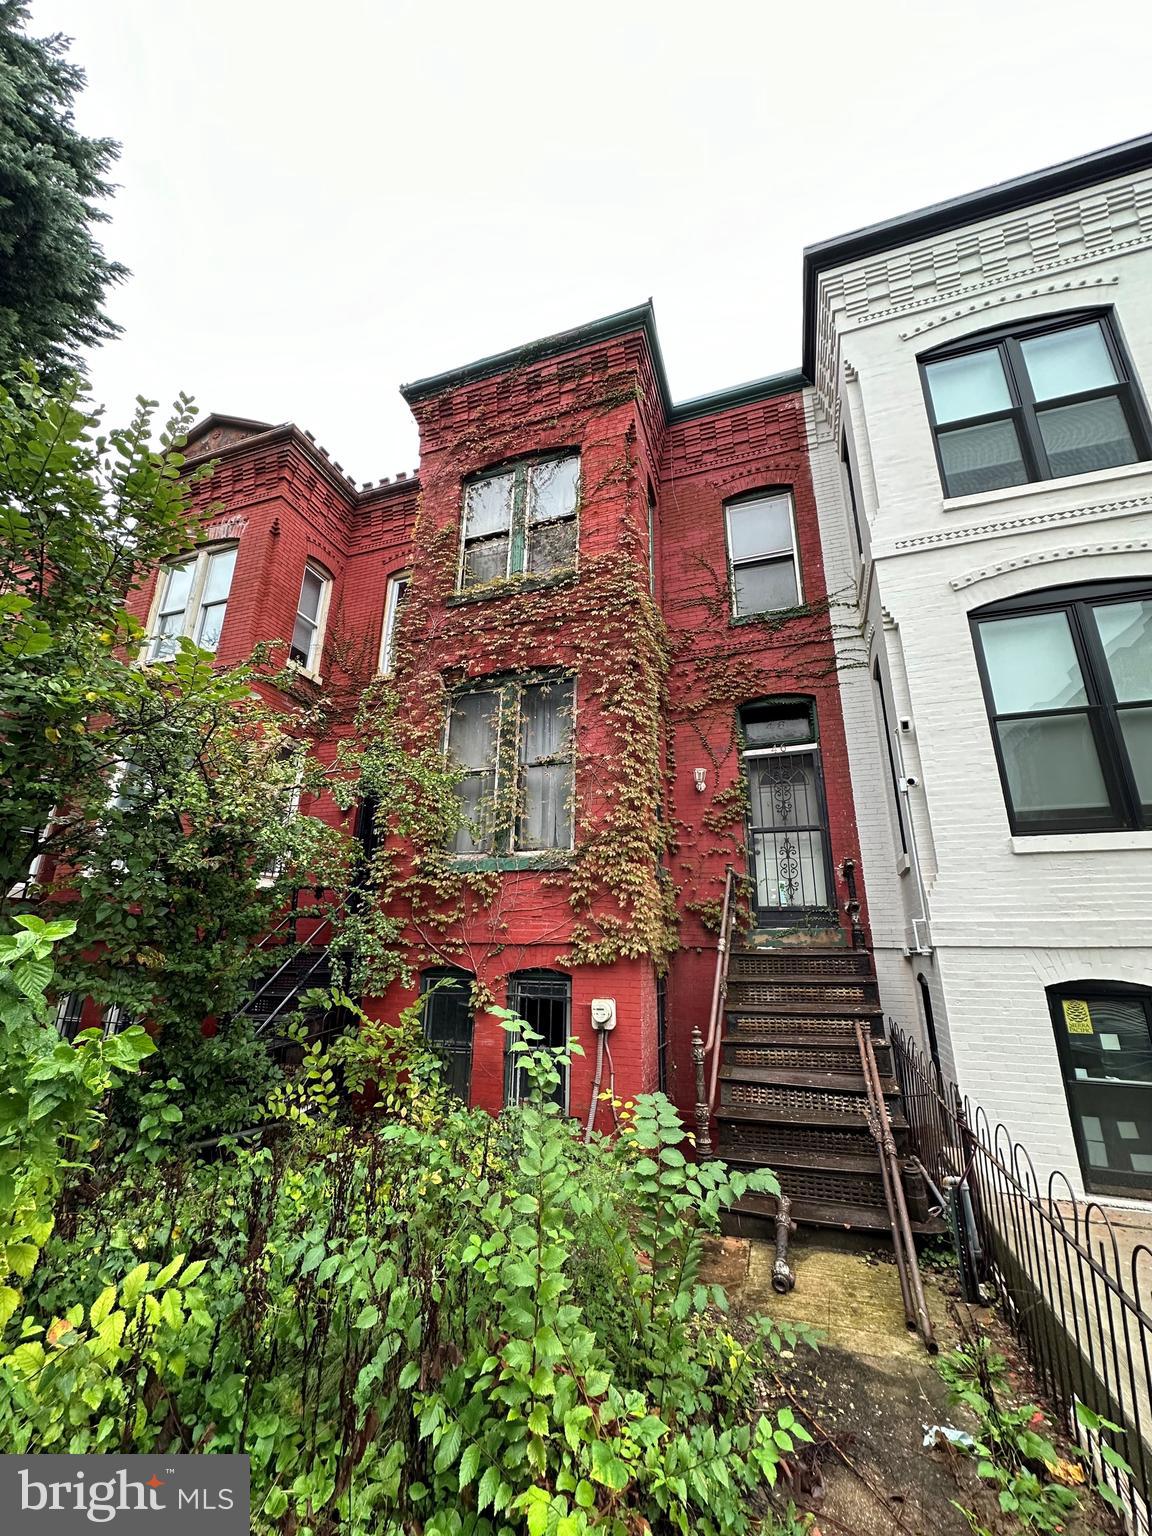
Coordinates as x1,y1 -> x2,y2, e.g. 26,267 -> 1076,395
694,768 -> 707,793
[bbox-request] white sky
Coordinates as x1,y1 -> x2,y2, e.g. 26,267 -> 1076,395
28,0 -> 1152,482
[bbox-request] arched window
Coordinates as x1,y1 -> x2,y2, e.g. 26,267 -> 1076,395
919,310 -> 1151,498
419,967 -> 474,1101
505,969 -> 571,1110
1047,981 -> 1152,1197
971,578 -> 1152,832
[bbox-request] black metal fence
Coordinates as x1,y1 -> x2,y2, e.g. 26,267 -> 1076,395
891,1027 -> 1152,1530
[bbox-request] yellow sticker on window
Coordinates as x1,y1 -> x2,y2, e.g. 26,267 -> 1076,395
1063,999 -> 1094,1035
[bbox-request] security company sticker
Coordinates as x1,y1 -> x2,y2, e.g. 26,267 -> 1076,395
1062,999 -> 1094,1035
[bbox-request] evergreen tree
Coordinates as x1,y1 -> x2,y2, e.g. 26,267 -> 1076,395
0,1 -> 125,383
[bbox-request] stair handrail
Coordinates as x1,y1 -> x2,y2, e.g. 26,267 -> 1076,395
854,1019 -> 937,1352
692,864 -> 737,1159
239,888 -> 345,1031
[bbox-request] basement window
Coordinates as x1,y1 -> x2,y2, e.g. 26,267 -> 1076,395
460,454 -> 579,589
444,676 -> 575,855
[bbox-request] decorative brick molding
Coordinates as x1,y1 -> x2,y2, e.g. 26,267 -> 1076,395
949,536 -> 1152,590
812,173 -> 1152,404
888,489 -> 1152,554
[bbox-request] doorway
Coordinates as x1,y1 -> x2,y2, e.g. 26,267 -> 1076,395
741,699 -> 834,925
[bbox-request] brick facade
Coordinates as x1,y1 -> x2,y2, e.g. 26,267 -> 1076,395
126,306 -> 867,1130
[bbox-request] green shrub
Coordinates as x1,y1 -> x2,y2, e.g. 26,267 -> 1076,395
4,1020 -> 813,1536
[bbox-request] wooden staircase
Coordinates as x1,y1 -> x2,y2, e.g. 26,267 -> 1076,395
715,946 -> 934,1233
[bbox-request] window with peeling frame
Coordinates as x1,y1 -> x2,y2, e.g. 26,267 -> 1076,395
460,455 -> 579,589
444,676 -> 575,855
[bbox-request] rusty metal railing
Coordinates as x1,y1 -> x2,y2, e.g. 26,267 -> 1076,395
691,865 -> 737,1160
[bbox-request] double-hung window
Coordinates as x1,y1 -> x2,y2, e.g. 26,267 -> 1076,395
148,544 -> 237,660
972,580 -> 1152,833
379,571 -> 410,675
921,313 -> 1151,498
460,454 -> 579,589
445,676 -> 575,856
725,490 -> 801,617
289,562 -> 331,672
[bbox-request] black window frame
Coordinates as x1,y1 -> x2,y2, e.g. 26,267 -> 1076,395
458,452 -> 580,591
504,968 -> 572,1110
970,578 -> 1152,835
443,672 -> 576,859
1046,979 -> 1152,1197
919,309 -> 1152,499
840,430 -> 864,556
873,661 -> 908,855
419,966 -> 475,1101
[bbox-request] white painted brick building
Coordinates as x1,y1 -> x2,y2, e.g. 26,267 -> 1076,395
803,138 -> 1152,1204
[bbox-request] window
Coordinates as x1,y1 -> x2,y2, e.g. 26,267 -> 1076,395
873,662 -> 908,855
444,676 -> 575,856
54,994 -> 85,1041
289,562 -> 331,672
840,432 -> 864,555
460,454 -> 579,589
379,571 -> 410,675
505,970 -> 571,1110
420,967 -> 474,1101
1048,982 -> 1152,1196
147,544 -> 237,660
972,580 -> 1152,833
921,313 -> 1151,498
725,491 -> 801,617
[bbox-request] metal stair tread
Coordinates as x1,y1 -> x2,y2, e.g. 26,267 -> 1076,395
718,1148 -> 883,1176
720,1030 -> 885,1049
725,1193 -> 945,1236
716,1102 -> 908,1130
719,1064 -> 898,1092
725,1001 -> 883,1018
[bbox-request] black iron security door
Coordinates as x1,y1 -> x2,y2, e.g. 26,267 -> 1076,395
745,746 -> 834,923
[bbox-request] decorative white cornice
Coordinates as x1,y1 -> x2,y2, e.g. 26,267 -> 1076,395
950,536 -> 1152,590
812,173 -> 1152,407
896,274 -> 1119,341
888,489 -> 1152,555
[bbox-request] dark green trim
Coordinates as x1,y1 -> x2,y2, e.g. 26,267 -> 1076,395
446,571 -> 578,608
671,371 -> 806,422
445,853 -> 574,874
802,132 -> 1152,381
402,300 -> 805,424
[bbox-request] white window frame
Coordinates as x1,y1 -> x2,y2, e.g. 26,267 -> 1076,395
378,570 -> 411,676
724,491 -> 802,618
288,561 -> 332,677
144,543 -> 238,661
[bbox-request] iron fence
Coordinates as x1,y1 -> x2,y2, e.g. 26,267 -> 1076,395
891,1027 -> 1152,1531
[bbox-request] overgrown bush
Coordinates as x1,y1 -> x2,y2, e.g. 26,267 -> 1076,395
3,1015 -> 813,1536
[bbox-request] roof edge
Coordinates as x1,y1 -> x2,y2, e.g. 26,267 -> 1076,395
400,301 -> 674,413
670,369 -> 806,423
801,131 -> 1152,380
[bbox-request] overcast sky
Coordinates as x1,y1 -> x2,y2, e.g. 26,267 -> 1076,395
28,0 -> 1152,482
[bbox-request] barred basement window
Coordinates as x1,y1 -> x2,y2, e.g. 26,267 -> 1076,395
460,454 -> 579,589
147,544 -> 237,660
444,676 -> 575,856
505,970 -> 571,1110
420,967 -> 474,1101
921,312 -> 1151,498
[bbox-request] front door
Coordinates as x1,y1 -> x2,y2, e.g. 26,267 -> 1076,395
1051,987 -> 1152,1197
745,745 -> 833,923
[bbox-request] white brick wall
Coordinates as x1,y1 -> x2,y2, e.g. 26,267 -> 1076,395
809,167 -> 1152,1199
